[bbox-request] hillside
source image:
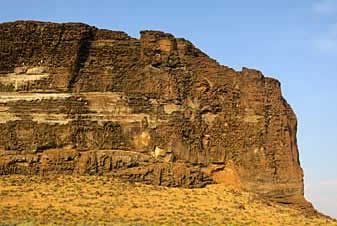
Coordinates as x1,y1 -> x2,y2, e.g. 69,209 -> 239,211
0,175 -> 335,225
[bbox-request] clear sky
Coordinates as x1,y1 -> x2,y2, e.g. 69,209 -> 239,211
1,0 -> 336,219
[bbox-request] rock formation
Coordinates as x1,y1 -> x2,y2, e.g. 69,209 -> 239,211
0,21 -> 309,207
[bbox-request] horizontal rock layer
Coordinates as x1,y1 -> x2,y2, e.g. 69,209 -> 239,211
0,21 -> 308,206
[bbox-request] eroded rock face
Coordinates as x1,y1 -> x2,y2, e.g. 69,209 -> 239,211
0,21 -> 308,206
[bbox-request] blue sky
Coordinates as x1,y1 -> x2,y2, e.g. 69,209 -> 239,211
1,0 -> 337,219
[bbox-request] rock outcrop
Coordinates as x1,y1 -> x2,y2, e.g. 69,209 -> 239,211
0,21 -> 309,207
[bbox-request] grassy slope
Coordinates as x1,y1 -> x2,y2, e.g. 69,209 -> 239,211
0,175 -> 336,226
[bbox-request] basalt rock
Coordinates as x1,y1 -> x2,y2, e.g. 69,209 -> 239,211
0,21 -> 309,207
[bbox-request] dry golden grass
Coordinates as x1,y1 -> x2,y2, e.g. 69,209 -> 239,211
0,175 -> 336,225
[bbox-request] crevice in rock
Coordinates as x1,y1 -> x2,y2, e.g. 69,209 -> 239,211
68,27 -> 96,91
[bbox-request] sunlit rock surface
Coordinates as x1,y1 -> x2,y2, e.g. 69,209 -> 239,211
0,21 -> 310,208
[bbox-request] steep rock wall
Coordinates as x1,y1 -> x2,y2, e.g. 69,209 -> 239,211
0,21 -> 308,207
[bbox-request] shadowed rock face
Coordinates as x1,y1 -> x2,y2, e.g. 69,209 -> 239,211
0,21 -> 309,207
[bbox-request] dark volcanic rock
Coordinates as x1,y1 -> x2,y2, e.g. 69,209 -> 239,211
0,21 -> 310,207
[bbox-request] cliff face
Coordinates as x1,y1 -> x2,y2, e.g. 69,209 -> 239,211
0,21 -> 307,206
